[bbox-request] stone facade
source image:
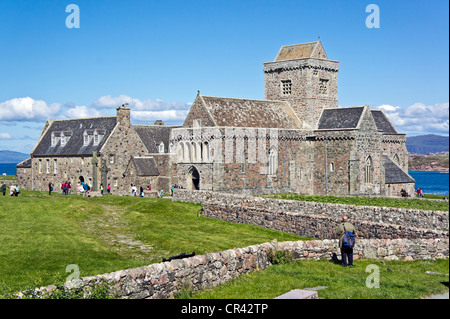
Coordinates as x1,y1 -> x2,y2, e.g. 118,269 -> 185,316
19,107 -> 175,195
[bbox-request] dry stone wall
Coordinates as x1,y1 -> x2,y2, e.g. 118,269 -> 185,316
35,237 -> 448,299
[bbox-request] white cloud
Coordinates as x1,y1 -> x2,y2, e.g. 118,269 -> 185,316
92,94 -> 191,123
91,94 -> 192,111
64,105 -> 102,119
373,102 -> 449,135
0,132 -> 12,140
0,97 -> 61,122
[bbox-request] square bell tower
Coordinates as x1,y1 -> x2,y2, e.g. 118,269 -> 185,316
263,38 -> 339,129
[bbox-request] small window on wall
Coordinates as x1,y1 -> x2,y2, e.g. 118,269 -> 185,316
329,162 -> 335,172
319,79 -> 329,95
110,155 -> 115,164
281,80 -> 292,95
365,156 -> 373,183
113,178 -> 118,187
158,142 -> 165,153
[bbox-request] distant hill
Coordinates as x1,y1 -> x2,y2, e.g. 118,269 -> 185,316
406,134 -> 449,154
0,150 -> 30,164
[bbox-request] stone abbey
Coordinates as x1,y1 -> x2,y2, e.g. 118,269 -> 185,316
17,39 -> 415,196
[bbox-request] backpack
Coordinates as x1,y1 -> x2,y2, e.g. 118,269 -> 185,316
342,223 -> 356,249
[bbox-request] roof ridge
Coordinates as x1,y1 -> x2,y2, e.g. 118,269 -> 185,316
201,95 -> 289,104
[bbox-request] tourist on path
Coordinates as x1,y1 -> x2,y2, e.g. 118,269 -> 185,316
48,182 -> 53,195
1,183 -> 6,196
336,215 -> 356,267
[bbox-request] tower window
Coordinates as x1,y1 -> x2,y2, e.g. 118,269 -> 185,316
281,80 -> 292,95
319,79 -> 329,94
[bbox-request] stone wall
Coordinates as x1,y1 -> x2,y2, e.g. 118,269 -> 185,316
35,237 -> 449,299
172,190 -> 449,238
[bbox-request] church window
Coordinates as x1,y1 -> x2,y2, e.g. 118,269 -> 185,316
329,162 -> 335,172
241,150 -> 246,173
365,156 -> 373,183
393,154 -> 400,164
114,178 -> 118,187
268,147 -> 278,175
281,80 -> 292,95
39,160 -> 42,174
319,79 -> 328,94
158,142 -> 165,153
109,155 -> 115,164
46,160 -> 50,174
54,159 -> 58,174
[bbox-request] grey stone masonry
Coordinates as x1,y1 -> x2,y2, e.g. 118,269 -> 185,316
32,237 -> 448,299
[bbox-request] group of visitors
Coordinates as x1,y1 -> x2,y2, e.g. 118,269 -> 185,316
0,183 -> 20,196
130,184 -> 164,198
416,188 -> 424,198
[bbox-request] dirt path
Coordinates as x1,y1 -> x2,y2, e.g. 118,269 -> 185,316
81,204 -> 153,259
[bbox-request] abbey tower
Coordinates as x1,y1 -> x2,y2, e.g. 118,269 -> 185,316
263,39 -> 339,129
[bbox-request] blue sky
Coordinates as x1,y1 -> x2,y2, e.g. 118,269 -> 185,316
0,0 -> 448,153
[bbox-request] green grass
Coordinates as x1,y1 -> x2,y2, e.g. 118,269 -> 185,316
192,259 -> 449,299
263,193 -> 449,212
0,190 -> 305,295
0,175 -> 16,181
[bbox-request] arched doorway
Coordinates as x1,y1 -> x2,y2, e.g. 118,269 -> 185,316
187,166 -> 200,191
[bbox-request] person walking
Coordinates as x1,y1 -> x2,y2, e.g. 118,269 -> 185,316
48,182 -> 53,195
100,183 -> 104,195
1,183 -> 6,196
336,216 -> 357,267
107,183 -> 111,194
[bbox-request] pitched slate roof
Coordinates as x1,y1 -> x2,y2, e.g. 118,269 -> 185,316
32,117 -> 117,157
134,125 -> 176,153
132,157 -> 160,176
384,156 -> 415,184
371,110 -> 398,134
199,95 -> 302,129
317,107 -> 364,130
16,158 -> 32,168
275,41 -> 319,61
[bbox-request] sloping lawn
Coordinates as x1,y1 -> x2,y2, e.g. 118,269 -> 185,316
192,259 -> 449,299
0,191 -> 304,294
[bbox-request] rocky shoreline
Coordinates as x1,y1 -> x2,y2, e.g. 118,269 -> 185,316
408,152 -> 449,172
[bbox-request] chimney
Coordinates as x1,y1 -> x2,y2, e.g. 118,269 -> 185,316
116,105 -> 131,127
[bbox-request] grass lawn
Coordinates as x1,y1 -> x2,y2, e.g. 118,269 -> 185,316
263,194 -> 449,212
191,259 -> 449,299
0,190 -> 304,295
0,175 -> 17,181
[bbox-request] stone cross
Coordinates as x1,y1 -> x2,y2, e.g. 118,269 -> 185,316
91,151 -> 99,191
100,159 -> 110,190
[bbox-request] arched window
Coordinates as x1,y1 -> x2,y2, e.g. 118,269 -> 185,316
191,142 -> 196,162
179,142 -> 185,162
393,154 -> 400,164
365,156 -> 373,183
158,142 -> 165,153
203,142 -> 210,162
268,147 -> 278,175
329,162 -> 335,172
